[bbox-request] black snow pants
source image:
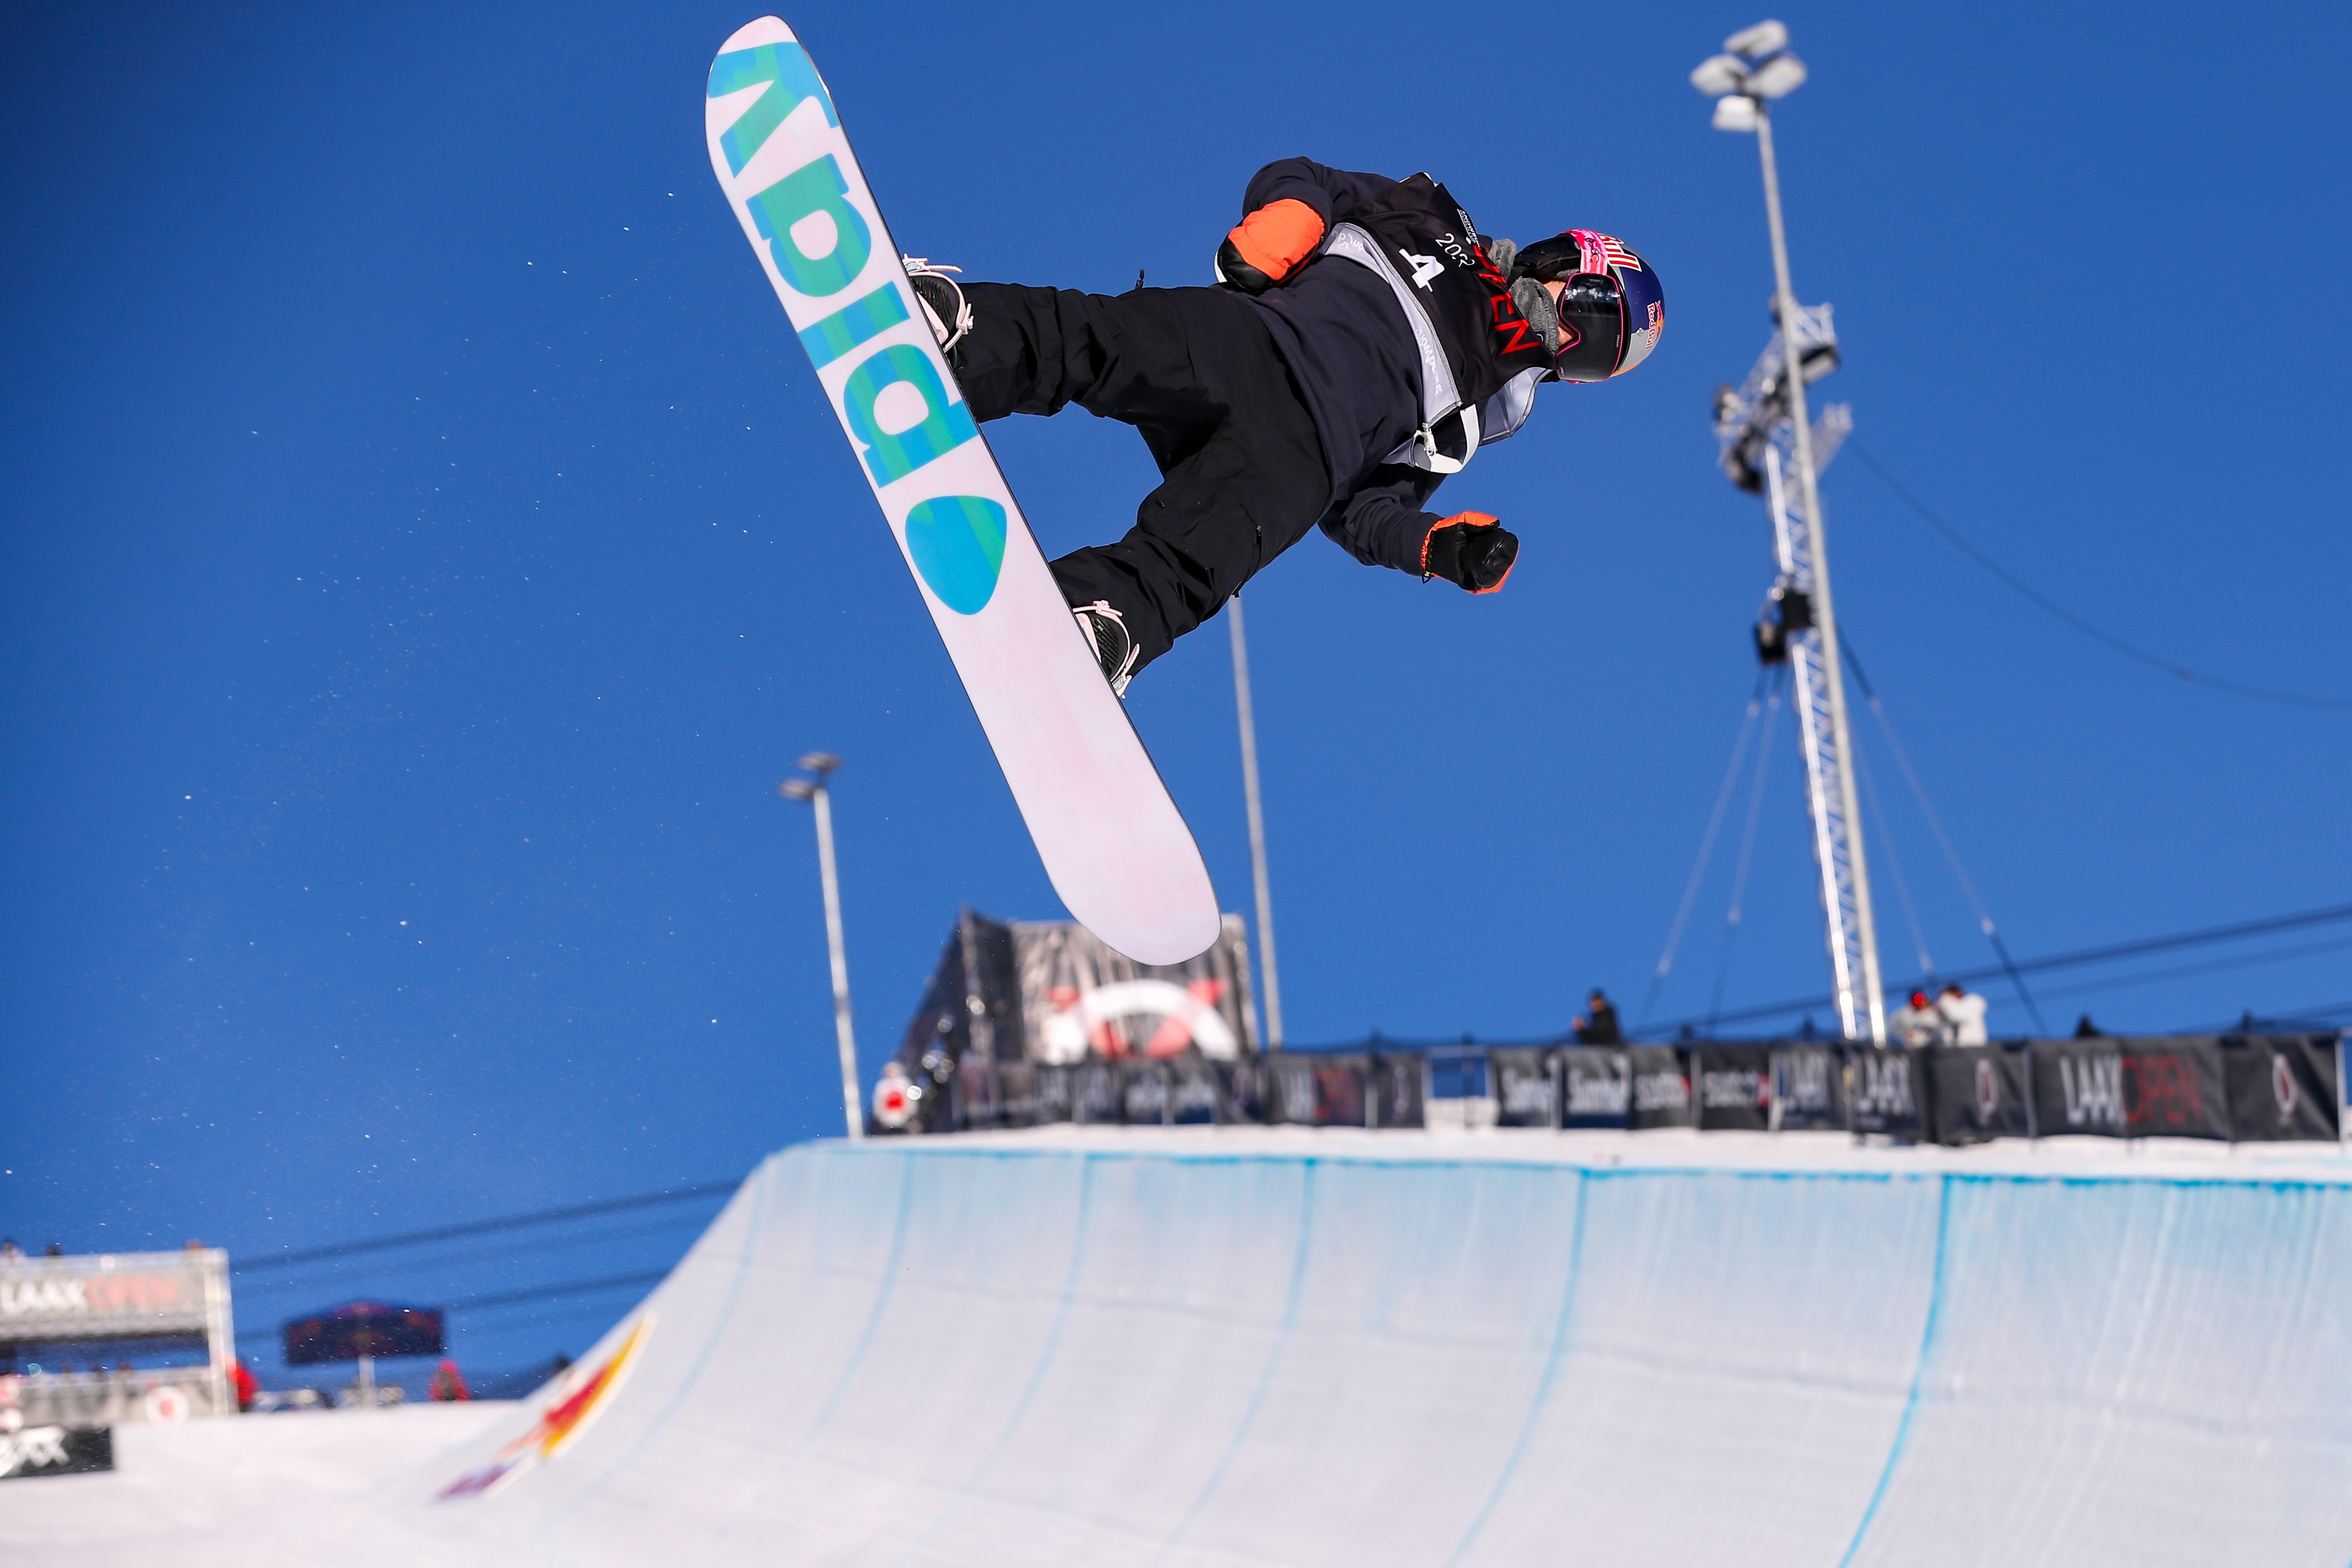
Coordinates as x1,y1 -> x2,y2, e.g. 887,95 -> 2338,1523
950,283 -> 1330,674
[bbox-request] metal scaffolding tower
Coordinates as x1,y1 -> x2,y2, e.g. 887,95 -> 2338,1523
1717,313 -> 1882,1041
1698,20 -> 1887,1043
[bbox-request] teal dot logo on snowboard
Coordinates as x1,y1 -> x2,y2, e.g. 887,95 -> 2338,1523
905,496 -> 1007,615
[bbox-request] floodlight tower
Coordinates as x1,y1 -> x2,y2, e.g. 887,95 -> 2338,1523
1695,21 -> 1888,1043
779,752 -> 863,1138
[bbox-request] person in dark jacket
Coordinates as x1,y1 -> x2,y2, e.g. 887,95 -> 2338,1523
907,158 -> 1665,692
1575,988 -> 1624,1044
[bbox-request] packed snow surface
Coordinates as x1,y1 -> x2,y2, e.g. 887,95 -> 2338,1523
8,1127 -> 2352,1565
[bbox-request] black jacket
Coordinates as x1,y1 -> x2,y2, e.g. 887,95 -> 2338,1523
1233,159 -> 1545,574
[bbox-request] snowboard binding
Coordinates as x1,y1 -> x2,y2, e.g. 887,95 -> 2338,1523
902,256 -> 973,354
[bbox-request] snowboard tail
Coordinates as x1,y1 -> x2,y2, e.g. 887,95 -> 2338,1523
705,16 -> 1219,965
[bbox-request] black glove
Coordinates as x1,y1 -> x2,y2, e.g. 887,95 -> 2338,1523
1421,513 -> 1519,594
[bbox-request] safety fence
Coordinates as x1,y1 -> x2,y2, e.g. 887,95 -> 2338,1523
882,1033 -> 2346,1148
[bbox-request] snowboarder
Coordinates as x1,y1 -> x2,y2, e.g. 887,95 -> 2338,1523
905,157 -> 1665,693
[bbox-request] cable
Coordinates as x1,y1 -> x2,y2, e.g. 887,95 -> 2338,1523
1637,670 -> 1769,1032
441,1270 -> 671,1315
234,1268 -> 673,1344
2019,933 -> 2352,1009
1839,636 -> 2048,1032
231,1181 -> 738,1272
2182,999 -> 2352,1031
1645,898 -> 2352,1036
1845,438 -> 2352,711
230,1211 -> 712,1297
1709,670 -> 1783,1032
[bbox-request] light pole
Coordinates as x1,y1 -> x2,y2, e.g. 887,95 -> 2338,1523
1227,594 -> 1284,1052
1694,21 -> 1887,1043
778,751 -> 863,1138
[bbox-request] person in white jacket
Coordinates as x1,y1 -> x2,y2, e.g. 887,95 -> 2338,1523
1937,984 -> 1990,1046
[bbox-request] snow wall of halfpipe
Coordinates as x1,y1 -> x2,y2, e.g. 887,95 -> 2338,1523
367,1133 -> 2352,1568
13,1132 -> 2352,1566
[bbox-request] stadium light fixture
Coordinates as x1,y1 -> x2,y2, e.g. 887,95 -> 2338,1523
1723,18 -> 1789,56
1748,54 -> 1809,99
1690,22 -> 1888,1044
777,757 -> 862,1139
1691,53 -> 1748,97
1695,19 -> 1806,132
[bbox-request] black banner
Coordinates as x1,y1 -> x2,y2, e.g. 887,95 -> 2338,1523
1031,1062 -> 1075,1125
1926,1045 -> 2031,1145
1769,1044 -> 1846,1131
1627,1046 -> 1694,1129
1368,1055 -> 1426,1129
952,1052 -> 1000,1131
2123,1038 -> 2229,1139
2032,1038 -> 2125,1136
0,1426 -> 113,1480
1263,1056 -> 1315,1125
1848,1048 -> 1926,1138
1120,1060 -> 1171,1125
2030,1038 -> 2230,1139
993,1060 -> 1039,1127
1070,1060 -> 1123,1125
285,1302 -> 444,1365
1163,1051 -> 1242,1125
1560,1048 -> 1632,1129
1312,1057 -> 1368,1126
1696,1046 -> 1774,1131
1491,1050 -> 1559,1129
2223,1035 -> 2340,1142
1221,1058 -> 1269,1125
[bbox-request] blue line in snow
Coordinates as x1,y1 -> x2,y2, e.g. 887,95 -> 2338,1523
1443,1168 -> 1592,1566
799,1144 -> 918,1447
874,1139 -> 2352,1194
1150,1159 -> 1318,1561
555,1162 -> 766,1519
888,1156 -> 1096,1564
1837,1171 -> 1957,1567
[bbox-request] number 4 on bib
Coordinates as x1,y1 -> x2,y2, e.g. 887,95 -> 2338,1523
704,16 -> 1220,965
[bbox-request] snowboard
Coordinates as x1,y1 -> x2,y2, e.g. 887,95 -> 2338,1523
704,16 -> 1220,966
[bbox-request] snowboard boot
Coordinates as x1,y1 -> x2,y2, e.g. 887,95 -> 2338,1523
902,256 -> 973,354
1071,601 -> 1138,698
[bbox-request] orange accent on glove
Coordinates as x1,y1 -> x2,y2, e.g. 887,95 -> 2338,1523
1420,512 -> 1515,595
1226,199 -> 1326,284
1419,511 -> 1501,575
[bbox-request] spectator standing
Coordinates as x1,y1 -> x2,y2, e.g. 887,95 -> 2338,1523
429,1359 -> 472,1402
230,1359 -> 258,1412
1574,989 -> 1622,1044
1937,984 -> 1989,1046
1889,991 -> 1943,1048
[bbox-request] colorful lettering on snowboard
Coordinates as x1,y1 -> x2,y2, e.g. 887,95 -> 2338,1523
704,17 -> 1219,965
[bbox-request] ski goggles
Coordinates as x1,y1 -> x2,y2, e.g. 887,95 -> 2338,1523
1513,230 -> 1664,382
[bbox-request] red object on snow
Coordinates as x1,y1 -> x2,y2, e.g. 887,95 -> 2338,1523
429,1358 -> 472,1402
230,1358 -> 258,1412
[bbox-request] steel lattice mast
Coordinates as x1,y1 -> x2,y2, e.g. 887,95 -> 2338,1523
1698,22 -> 1888,1042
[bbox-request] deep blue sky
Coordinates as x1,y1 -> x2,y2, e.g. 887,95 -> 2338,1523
6,0 -> 2347,1378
